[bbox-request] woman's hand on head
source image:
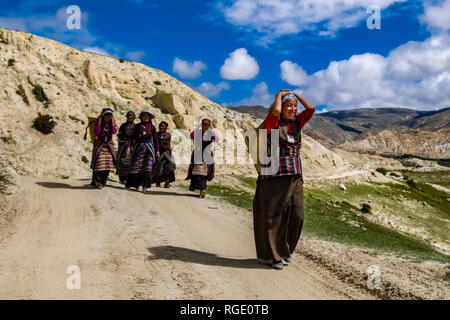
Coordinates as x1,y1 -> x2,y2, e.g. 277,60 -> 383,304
272,89 -> 291,116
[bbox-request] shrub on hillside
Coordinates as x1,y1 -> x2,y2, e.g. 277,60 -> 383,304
376,167 -> 387,175
32,84 -> 48,102
360,203 -> 372,214
406,178 -> 417,189
32,113 -> 56,135
0,172 -> 11,194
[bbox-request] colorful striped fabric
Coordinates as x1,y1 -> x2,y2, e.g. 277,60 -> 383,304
258,143 -> 303,181
129,142 -> 155,174
93,145 -> 115,171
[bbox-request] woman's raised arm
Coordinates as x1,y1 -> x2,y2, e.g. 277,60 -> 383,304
271,89 -> 291,116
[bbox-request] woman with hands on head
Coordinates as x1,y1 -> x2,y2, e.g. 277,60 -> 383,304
253,89 -> 315,270
90,108 -> 118,189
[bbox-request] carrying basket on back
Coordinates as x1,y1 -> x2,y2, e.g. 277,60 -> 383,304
83,117 -> 97,144
245,119 -> 266,175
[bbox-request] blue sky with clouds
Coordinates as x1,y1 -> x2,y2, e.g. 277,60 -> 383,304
1,0 -> 449,112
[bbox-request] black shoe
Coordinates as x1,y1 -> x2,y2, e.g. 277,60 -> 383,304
283,256 -> 292,263
164,182 -> 171,188
156,183 -> 161,187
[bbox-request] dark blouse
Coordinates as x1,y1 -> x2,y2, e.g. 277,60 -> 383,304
118,122 -> 136,141
133,122 -> 160,153
158,131 -> 171,151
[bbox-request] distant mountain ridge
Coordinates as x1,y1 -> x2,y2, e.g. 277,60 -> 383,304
227,105 -> 450,159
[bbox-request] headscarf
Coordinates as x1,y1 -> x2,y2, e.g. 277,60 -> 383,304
100,108 -> 113,117
126,110 -> 136,118
159,121 -> 169,128
281,92 -> 298,104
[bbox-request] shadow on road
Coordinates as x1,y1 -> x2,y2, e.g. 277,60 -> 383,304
36,182 -> 203,198
147,246 -> 267,270
36,182 -> 92,190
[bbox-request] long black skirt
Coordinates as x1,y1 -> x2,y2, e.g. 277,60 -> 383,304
188,175 -> 208,191
253,174 -> 305,261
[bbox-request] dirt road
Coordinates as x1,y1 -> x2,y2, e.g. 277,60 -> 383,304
0,177 -> 373,299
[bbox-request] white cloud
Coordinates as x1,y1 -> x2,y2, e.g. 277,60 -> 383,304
83,46 -> 112,56
280,60 -> 308,86
125,51 -> 146,61
420,0 -> 450,31
196,82 -> 230,98
387,35 -> 450,80
232,81 -> 273,107
296,35 -> 450,111
220,0 -> 405,42
220,48 -> 259,80
172,57 -> 206,79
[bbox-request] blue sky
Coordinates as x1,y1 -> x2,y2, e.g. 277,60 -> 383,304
1,0 -> 449,112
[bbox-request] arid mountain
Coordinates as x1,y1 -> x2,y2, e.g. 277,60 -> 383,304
230,105 -> 450,159
227,105 -> 269,120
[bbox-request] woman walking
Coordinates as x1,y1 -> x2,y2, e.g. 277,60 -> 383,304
253,89 -> 315,270
116,110 -> 136,184
185,118 -> 218,198
90,108 -> 117,189
153,121 -> 176,188
126,109 -> 160,193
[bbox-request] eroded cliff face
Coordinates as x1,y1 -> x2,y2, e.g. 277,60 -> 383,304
339,128 -> 450,159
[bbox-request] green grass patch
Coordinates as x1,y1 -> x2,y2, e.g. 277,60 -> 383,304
303,187 -> 449,262
236,175 -> 257,189
437,159 -> 450,168
399,170 -> 450,189
383,181 -> 450,217
207,184 -> 254,212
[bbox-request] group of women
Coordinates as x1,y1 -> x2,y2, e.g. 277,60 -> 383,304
89,108 -> 217,197
89,89 -> 315,270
